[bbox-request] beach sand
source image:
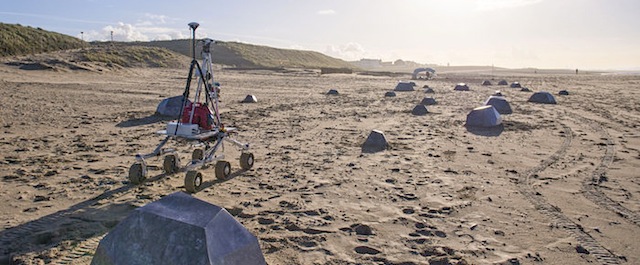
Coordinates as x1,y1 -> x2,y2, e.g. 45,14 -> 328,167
0,63 -> 638,264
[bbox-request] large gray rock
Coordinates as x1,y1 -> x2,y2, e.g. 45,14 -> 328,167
411,104 -> 429,116
362,130 -> 388,153
528,91 -> 557,104
156,96 -> 190,117
394,82 -> 415,91
465,105 -> 502,127
327,89 -> 339,95
453,83 -> 469,91
241,95 -> 258,103
420,97 -> 437,106
91,192 -> 266,265
484,96 -> 512,114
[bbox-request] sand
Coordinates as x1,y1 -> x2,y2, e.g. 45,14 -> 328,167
0,63 -> 638,265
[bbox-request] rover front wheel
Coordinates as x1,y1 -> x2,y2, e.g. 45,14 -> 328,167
185,170 -> 203,193
215,161 -> 231,180
239,153 -> 254,170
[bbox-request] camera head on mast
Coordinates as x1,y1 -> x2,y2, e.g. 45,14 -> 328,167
201,38 -> 215,53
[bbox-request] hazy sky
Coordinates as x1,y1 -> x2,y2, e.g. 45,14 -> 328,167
2,0 -> 639,70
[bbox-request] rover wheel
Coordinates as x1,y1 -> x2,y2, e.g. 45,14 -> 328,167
215,161 -> 231,180
163,155 -> 179,174
184,170 -> 203,193
128,163 -> 146,184
239,153 -> 254,170
192,148 -> 204,161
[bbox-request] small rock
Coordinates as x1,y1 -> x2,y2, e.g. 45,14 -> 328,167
43,170 -> 58,177
23,207 -> 38,212
505,258 -> 521,265
34,195 -> 50,202
403,208 -> 415,214
575,245 -> 590,254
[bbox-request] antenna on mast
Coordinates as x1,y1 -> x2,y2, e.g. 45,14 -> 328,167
188,22 -> 200,59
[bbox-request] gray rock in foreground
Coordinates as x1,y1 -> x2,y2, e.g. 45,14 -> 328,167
362,130 -> 388,153
91,192 -> 266,265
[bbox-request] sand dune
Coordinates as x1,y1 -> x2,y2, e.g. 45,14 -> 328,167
0,63 -> 638,265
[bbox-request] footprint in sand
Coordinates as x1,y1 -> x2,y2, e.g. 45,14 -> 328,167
402,208 -> 416,214
340,223 -> 375,236
353,224 -> 374,236
257,217 -> 275,225
414,228 -> 447,238
354,245 -> 381,255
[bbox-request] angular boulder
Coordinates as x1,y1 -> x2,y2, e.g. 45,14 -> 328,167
411,104 -> 429,116
241,95 -> 258,103
394,82 -> 415,91
156,96 -> 191,117
528,91 -> 557,104
362,130 -> 388,153
327,89 -> 339,95
484,96 -> 512,114
465,105 -> 502,127
420,97 -> 437,106
454,83 -> 469,91
91,192 -> 266,265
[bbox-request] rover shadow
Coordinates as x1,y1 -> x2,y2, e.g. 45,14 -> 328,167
116,113 -> 175,128
197,169 -> 250,192
0,171 -> 174,264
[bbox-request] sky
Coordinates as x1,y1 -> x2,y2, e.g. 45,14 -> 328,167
1,0 -> 639,70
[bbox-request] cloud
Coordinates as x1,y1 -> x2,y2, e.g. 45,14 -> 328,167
104,22 -> 150,41
476,0 -> 543,11
84,22 -> 187,42
143,13 -> 169,24
136,13 -> 178,27
317,9 -> 336,15
324,42 -> 367,61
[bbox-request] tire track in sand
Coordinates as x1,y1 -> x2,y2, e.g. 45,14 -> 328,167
1,172 -> 174,264
51,235 -> 105,265
574,115 -> 640,227
0,185 -> 130,247
518,123 -> 621,265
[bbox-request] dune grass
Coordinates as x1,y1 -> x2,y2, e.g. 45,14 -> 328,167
1,22 -> 355,70
130,39 -> 356,70
0,23 -> 87,57
220,41 -> 355,69
81,44 -> 186,68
